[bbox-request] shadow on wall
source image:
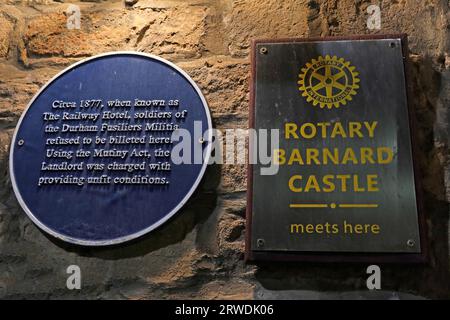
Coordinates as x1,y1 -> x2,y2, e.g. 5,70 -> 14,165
254,55 -> 450,299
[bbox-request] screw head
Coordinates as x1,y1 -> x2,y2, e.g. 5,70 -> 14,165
257,238 -> 265,248
198,138 -> 205,144
259,47 -> 268,55
406,239 -> 415,247
389,42 -> 396,48
18,139 -> 24,146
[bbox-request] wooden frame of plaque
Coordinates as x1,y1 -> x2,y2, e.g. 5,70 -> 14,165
246,34 -> 428,263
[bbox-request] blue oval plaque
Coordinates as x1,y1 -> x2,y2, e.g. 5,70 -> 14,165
10,52 -> 212,245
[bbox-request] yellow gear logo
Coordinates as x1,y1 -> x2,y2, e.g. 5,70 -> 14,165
298,55 -> 360,109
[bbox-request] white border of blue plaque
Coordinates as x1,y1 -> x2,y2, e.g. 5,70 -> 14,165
10,52 -> 212,246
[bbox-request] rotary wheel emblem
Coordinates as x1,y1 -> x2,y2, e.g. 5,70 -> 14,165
298,55 -> 360,109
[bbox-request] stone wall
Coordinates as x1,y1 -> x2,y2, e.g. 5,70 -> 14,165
0,0 -> 449,299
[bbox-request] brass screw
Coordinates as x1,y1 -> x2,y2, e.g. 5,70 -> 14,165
257,239 -> 265,248
259,47 -> 268,55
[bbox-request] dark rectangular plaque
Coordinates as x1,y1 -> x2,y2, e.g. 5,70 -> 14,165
246,35 -> 427,263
